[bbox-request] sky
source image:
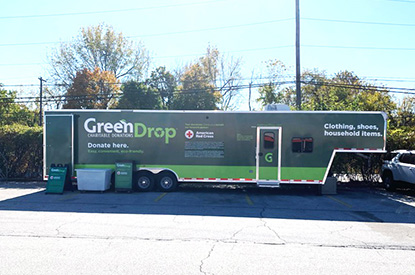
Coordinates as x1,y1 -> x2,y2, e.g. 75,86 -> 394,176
1,0 -> 414,110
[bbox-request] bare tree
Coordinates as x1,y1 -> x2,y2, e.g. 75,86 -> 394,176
193,45 -> 243,110
217,54 -> 243,110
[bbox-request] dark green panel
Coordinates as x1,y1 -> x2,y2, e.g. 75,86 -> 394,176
45,115 -> 72,176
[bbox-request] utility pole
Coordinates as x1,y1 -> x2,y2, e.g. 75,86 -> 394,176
295,0 -> 301,110
38,77 -> 46,126
248,82 -> 252,111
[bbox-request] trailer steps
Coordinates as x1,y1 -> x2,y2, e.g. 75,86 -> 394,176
257,181 -> 280,188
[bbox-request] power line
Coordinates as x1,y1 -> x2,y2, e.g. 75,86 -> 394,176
0,44 -> 294,67
303,44 -> 415,51
1,77 -> 295,89
129,18 -> 294,38
0,19 -> 293,47
0,0 -> 223,20
302,81 -> 415,95
2,82 -> 295,104
387,0 -> 415,3
2,80 -> 415,106
0,63 -> 44,67
154,45 -> 293,60
1,16 -> 412,48
0,41 -> 61,47
6,74 -> 415,84
2,84 -> 52,87
1,42 -> 413,68
302,17 -> 415,27
365,78 -> 415,83
1,75 -> 296,84
2,78 -> 415,92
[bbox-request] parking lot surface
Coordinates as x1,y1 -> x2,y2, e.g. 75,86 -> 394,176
0,182 -> 415,274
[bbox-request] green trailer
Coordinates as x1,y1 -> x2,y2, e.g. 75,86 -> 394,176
43,110 -> 387,191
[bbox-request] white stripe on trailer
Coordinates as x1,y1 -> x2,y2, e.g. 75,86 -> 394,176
280,179 -> 322,184
179,178 -> 322,184
179,178 -> 255,182
334,148 -> 384,151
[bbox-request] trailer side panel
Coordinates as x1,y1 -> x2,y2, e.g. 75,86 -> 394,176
44,110 -> 386,184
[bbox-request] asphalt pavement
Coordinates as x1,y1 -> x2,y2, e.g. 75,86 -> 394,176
0,182 -> 414,274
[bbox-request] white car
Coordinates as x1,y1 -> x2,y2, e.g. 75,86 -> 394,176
382,150 -> 415,190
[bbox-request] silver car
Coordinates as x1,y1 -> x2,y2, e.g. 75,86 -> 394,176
382,150 -> 415,190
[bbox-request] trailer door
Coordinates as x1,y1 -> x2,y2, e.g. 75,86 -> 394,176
44,115 -> 74,179
256,127 -> 281,184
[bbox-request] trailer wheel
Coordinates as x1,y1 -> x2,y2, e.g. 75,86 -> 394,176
135,172 -> 155,192
156,172 -> 178,192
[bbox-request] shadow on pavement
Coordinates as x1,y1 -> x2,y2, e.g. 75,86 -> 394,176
1,182 -> 414,223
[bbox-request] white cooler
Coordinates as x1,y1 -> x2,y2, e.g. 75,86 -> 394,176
76,169 -> 113,191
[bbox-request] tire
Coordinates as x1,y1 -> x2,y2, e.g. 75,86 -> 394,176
156,172 -> 178,192
382,172 -> 396,191
135,172 -> 155,192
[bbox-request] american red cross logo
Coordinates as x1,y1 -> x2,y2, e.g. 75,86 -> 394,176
185,130 -> 194,139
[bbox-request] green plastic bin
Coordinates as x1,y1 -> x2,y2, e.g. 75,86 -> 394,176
114,161 -> 134,192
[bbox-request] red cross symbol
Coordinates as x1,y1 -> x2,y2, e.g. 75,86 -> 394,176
185,130 -> 194,139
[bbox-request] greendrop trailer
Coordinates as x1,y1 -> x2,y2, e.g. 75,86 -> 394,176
44,110 -> 387,191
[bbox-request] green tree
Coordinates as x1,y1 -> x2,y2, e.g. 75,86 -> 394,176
174,46 -> 242,110
0,86 -> 41,179
146,67 -> 177,109
0,124 -> 42,179
275,69 -> 400,179
256,60 -> 291,108
257,84 -> 278,107
171,63 -> 221,110
117,81 -> 161,110
0,87 -> 37,126
171,46 -> 241,110
387,126 -> 415,151
387,96 -> 415,151
393,96 -> 415,127
63,68 -> 120,109
259,68 -> 397,114
48,24 -> 150,97
300,70 -> 344,110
